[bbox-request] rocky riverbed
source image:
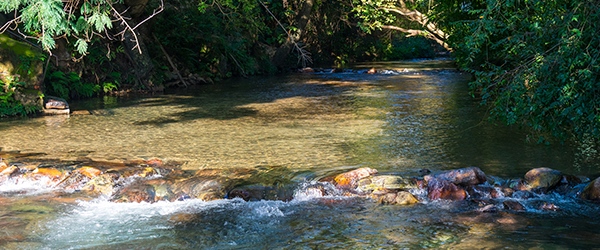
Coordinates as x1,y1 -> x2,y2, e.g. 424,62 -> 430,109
2,154 -> 599,210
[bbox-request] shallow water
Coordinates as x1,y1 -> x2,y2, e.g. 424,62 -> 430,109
1,59 -> 600,249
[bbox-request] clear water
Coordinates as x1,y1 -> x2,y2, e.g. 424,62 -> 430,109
1,59 -> 600,249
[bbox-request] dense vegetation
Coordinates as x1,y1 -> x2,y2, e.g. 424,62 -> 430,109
1,0 -> 599,144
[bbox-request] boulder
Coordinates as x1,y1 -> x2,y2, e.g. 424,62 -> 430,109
373,191 -> 418,205
227,184 -> 294,202
425,176 -> 467,200
331,167 -> 378,189
579,177 -> 600,202
524,167 -> 562,191
357,175 -> 418,192
429,166 -> 487,186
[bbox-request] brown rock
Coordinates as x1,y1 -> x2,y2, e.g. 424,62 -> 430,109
332,167 -> 378,189
425,176 -> 467,200
76,166 -> 102,178
367,68 -> 377,74
373,191 -> 418,205
357,175 -> 418,192
580,177 -> 600,201
524,167 -> 562,191
430,167 -> 487,186
503,200 -> 525,211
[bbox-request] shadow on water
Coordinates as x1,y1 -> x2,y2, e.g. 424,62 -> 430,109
71,74 -> 364,127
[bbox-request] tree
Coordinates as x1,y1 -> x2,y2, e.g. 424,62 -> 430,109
0,0 -> 163,56
352,0 -> 451,51
451,0 -> 600,142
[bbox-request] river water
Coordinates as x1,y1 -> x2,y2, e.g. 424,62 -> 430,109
1,59 -> 600,249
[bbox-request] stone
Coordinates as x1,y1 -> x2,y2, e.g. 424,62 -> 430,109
503,200 -> 525,211
367,68 -> 377,74
579,177 -> 600,202
373,191 -> 418,205
466,185 -> 503,200
429,166 -> 487,186
331,167 -> 378,189
44,96 -> 69,109
76,166 -> 103,178
82,174 -> 116,196
357,175 -> 418,192
227,184 -> 293,202
425,176 -> 467,200
111,182 -> 156,203
524,167 -> 562,191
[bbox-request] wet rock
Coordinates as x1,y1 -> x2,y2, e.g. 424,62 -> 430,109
330,167 -> 378,189
429,167 -> 487,186
466,185 -> 503,200
367,68 -> 377,74
299,67 -> 314,73
76,166 -> 103,178
81,174 -> 116,196
502,200 -> 525,211
511,190 -> 535,199
171,170 -> 238,201
425,176 -> 467,200
112,182 -> 157,203
0,165 -> 19,177
524,167 -> 562,191
540,202 -> 559,211
477,204 -> 499,213
579,177 -> 600,202
357,175 -> 418,192
227,184 -> 294,202
373,191 -> 418,205
44,96 -> 69,109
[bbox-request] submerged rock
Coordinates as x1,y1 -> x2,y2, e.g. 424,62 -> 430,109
524,167 -> 562,191
502,200 -> 525,211
227,184 -> 294,202
580,177 -> 600,202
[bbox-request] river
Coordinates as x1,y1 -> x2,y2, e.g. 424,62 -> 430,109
1,59 -> 599,249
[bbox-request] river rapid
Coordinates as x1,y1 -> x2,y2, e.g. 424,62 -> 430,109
1,59 -> 600,249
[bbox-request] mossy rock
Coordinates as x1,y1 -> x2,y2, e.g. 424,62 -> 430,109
0,34 -> 45,88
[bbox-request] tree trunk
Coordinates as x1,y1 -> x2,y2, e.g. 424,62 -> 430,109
271,0 -> 314,68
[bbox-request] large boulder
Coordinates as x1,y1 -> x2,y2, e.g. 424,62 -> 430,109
357,175 -> 419,192
579,177 -> 600,202
425,176 -> 467,200
330,167 -> 378,189
429,167 -> 487,186
524,167 -> 562,191
373,191 -> 419,205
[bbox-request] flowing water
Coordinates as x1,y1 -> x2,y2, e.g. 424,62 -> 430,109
1,59 -> 600,249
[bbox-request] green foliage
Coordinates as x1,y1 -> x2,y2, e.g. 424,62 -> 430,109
445,0 -> 600,142
1,0 -> 120,54
0,77 -> 40,117
45,71 -> 99,100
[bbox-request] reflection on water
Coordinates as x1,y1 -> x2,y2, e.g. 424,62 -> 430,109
2,59 -> 600,249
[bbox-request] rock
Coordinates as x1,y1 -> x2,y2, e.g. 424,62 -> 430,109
0,165 -> 19,176
373,191 -> 418,205
357,175 -> 418,192
511,190 -> 535,199
477,204 -> 499,213
299,67 -> 314,73
112,182 -> 156,203
82,174 -> 116,196
171,170 -> 238,201
227,184 -> 294,202
524,167 -> 562,191
76,166 -> 103,178
425,176 -> 467,200
429,166 -> 487,186
331,167 -> 378,189
466,185 -> 503,200
540,202 -> 559,211
503,200 -> 525,211
44,96 -> 69,109
367,68 -> 377,74
579,177 -> 600,202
